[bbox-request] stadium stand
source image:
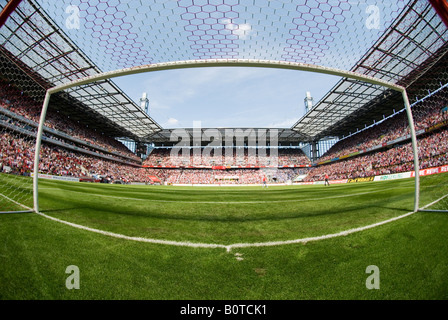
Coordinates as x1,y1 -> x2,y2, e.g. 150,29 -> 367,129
2,79 -> 448,185
304,87 -> 448,182
0,79 -> 141,163
143,147 -> 311,167
0,0 -> 447,192
317,87 -> 448,163
0,83 -> 312,184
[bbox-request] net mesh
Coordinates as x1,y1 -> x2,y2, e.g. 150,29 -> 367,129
410,60 -> 448,211
0,69 -> 39,212
0,0 -> 448,213
10,0 -> 406,71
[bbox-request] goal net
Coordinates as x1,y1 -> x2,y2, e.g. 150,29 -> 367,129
0,0 -> 447,215
411,71 -> 448,212
0,56 -> 37,213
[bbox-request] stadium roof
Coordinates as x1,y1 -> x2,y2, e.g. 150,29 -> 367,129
148,127 -> 310,146
0,0 -> 162,140
292,0 -> 448,140
0,0 -> 447,144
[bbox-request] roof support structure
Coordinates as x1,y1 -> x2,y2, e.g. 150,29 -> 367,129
1,0 -> 162,139
0,0 -> 23,28
429,0 -> 448,27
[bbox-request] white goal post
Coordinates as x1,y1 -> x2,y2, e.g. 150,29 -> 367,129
32,59 -> 421,212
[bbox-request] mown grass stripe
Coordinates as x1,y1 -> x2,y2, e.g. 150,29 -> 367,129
38,185 -> 413,204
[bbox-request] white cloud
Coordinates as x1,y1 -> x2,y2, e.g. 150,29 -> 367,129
165,117 -> 179,127
221,19 -> 252,40
234,23 -> 252,40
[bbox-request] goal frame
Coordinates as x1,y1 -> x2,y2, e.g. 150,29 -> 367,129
31,59 -> 421,212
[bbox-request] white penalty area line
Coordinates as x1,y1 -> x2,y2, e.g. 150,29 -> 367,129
31,193 -> 448,253
34,210 -> 228,250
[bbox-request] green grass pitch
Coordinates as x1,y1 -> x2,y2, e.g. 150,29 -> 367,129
0,173 -> 447,300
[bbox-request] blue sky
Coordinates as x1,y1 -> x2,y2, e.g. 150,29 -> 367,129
114,67 -> 341,129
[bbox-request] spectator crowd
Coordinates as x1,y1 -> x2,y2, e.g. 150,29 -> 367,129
143,146 -> 311,167
0,80 -> 140,163
1,80 -> 448,185
304,89 -> 448,182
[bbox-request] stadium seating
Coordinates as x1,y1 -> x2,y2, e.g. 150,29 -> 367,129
1,78 -> 448,185
0,80 -> 141,163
